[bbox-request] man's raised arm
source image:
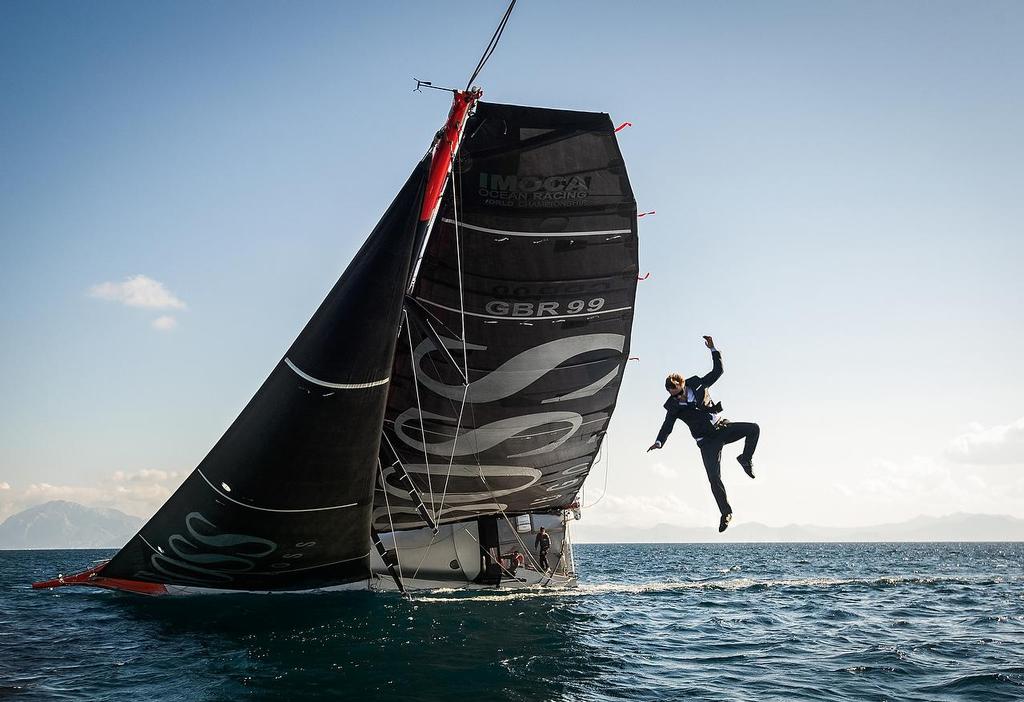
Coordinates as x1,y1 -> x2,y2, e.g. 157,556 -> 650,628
700,335 -> 723,387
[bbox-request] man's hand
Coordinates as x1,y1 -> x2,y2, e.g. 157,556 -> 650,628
703,335 -> 715,349
647,442 -> 661,452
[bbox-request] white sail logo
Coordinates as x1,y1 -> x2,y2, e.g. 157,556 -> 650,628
413,333 -> 624,404
143,512 -> 277,584
394,408 -> 583,458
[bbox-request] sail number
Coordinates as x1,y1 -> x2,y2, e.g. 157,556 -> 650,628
485,297 -> 605,317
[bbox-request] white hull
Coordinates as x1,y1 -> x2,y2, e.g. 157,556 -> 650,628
91,512 -> 577,596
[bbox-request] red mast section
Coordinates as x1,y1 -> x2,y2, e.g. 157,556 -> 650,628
419,88 -> 482,223
406,88 -> 481,294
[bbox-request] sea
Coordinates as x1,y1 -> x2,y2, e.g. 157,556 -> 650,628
1,543 -> 1022,701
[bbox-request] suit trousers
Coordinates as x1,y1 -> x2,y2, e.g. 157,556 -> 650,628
697,421 -> 760,516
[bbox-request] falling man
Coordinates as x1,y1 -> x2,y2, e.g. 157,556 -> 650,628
647,336 -> 760,533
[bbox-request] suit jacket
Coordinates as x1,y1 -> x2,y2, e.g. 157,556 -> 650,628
656,350 -> 724,444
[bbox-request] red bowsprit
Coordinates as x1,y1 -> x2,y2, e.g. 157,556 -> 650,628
32,562 -> 168,596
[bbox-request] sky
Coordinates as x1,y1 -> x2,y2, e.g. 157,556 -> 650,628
1,1 -> 1022,537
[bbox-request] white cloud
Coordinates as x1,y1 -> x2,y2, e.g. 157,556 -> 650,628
2,469 -> 185,521
151,315 -> 178,331
0,481 -> 10,490
113,468 -> 172,483
649,461 -> 678,479
830,454 -> 1024,519
946,417 -> 1024,465
88,274 -> 186,310
855,456 -> 974,502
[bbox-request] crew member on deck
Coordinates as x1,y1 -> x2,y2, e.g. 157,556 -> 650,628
535,527 -> 551,571
647,336 -> 760,533
502,550 -> 525,576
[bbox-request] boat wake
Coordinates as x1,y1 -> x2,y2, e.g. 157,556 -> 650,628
413,574 -> 1021,602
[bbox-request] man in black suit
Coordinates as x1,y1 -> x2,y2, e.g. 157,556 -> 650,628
647,336 -> 760,533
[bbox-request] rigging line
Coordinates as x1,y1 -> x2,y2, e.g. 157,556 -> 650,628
450,169 -> 469,379
420,162 -> 473,527
378,431 -> 437,533
424,317 -> 469,386
433,382 -> 470,524
404,308 -> 434,507
465,0 -> 517,90
405,296 -> 468,385
413,306 -> 471,532
405,322 -> 469,524
403,302 -> 468,390
458,398 -> 547,576
454,350 -> 557,579
459,526 -> 525,582
407,300 -> 473,521
405,298 -> 466,380
464,449 -> 549,576
491,499 -> 550,577
378,457 -> 409,598
409,526 -> 442,581
582,433 -> 611,509
407,295 -> 463,342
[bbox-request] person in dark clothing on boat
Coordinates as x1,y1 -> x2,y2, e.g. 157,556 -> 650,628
647,336 -> 759,534
535,527 -> 551,571
502,550 -> 525,576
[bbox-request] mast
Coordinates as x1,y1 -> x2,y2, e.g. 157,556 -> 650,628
404,0 -> 517,293
407,88 -> 482,293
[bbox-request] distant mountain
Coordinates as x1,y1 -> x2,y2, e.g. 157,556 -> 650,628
5,502 -> 1019,548
0,500 -> 141,549
573,512 -> 1024,543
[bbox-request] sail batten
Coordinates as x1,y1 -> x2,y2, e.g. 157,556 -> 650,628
283,358 -> 390,389
440,218 -> 632,237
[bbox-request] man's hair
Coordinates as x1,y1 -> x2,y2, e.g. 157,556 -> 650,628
664,373 -> 684,389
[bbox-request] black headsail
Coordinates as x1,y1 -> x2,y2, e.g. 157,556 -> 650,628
375,101 -> 638,531
99,161 -> 429,591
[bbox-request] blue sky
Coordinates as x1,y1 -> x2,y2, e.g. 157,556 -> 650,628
2,1 -> 1022,533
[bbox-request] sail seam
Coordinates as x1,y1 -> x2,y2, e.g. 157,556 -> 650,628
197,470 -> 359,513
284,358 -> 389,389
414,297 -> 633,321
441,218 -> 631,237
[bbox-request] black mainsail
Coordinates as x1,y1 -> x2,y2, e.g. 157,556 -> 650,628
377,102 -> 637,531
96,163 -> 430,591
33,93 -> 637,594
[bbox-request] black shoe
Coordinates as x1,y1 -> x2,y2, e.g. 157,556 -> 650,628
718,513 -> 732,533
737,455 -> 755,479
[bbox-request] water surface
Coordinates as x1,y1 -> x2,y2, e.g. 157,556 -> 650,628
2,543 -> 1022,700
